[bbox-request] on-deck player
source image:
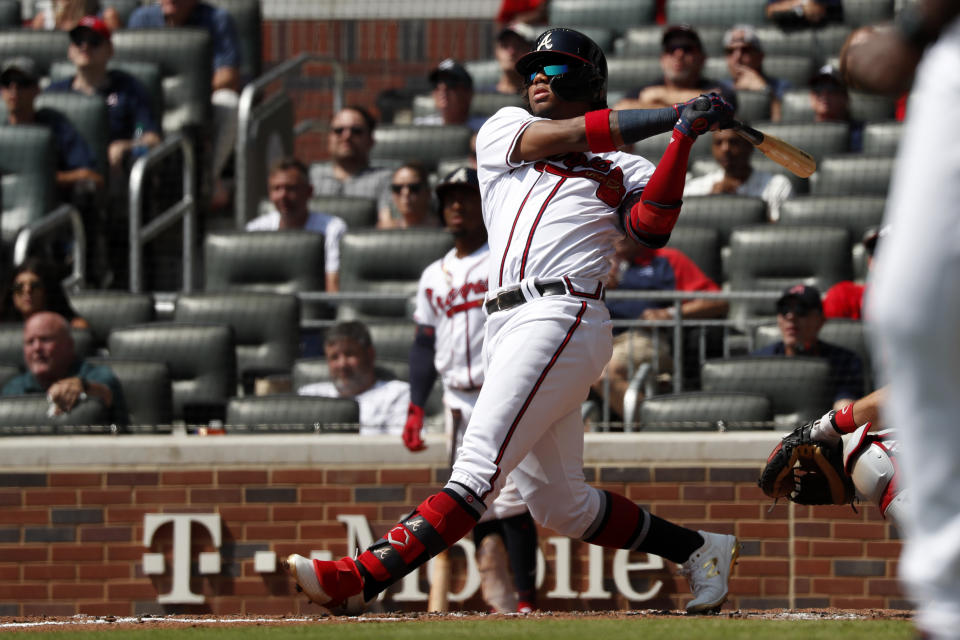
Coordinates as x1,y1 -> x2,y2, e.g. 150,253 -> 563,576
287,28 -> 738,614
403,166 -> 539,613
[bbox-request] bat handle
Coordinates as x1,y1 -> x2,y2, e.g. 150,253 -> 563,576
730,119 -> 764,146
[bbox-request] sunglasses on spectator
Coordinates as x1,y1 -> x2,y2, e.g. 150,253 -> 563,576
331,126 -> 367,136
13,280 -> 43,294
776,303 -> 815,317
527,63 -> 569,82
70,32 -> 105,48
0,76 -> 37,89
391,182 -> 424,194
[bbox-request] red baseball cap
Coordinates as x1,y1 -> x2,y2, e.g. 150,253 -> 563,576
70,15 -> 111,43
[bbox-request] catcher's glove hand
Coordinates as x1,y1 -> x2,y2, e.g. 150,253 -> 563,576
758,421 -> 855,505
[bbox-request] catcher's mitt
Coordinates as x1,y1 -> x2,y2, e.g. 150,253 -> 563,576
758,421 -> 855,505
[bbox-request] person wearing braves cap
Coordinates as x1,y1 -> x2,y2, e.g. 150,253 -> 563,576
753,284 -> 865,410
616,25 -> 735,111
47,16 -> 161,174
414,59 -> 488,131
492,22 -> 536,95
287,27 -> 739,615
403,166 -> 539,613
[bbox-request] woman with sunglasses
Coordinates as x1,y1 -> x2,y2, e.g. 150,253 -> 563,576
0,258 -> 88,329
379,162 -> 442,229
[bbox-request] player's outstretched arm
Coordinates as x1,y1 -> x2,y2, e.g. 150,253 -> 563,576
404,324 -> 438,452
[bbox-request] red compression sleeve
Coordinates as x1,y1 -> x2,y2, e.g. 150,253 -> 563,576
585,109 -> 616,153
626,130 -> 694,248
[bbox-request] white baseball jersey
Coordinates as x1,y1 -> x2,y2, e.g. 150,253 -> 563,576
412,244 -> 489,391
476,106 -> 656,292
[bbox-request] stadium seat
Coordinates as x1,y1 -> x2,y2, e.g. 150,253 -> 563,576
778,195 -> 886,243
209,0 -> 263,81
548,0 -> 656,29
700,355 -> 831,427
0,362 -> 19,389
810,155 -> 895,196
638,391 -> 773,431
371,125 -> 472,172
225,395 -> 360,433
606,57 -> 665,95
68,290 -> 155,354
665,0 -> 767,25
735,90 -> 772,123
780,89 -> 897,124
676,195 -> 767,246
725,225 -> 852,319
367,321 -> 416,362
705,55 -> 815,89
862,121 -> 902,156
0,394 -> 111,432
305,195 -> 378,229
0,125 -> 57,245
0,29 -> 69,78
0,0 -> 18,27
35,92 -> 110,180
463,60 -> 500,88
107,322 -> 236,425
470,92 -> 525,117
668,226 -> 721,285
746,121 -> 851,160
173,292 -> 299,393
337,229 -> 453,320
111,28 -> 212,133
86,357 -> 173,427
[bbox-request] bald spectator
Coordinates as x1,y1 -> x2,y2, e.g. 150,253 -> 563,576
414,59 -> 488,132
615,25 -> 734,110
491,22 -> 536,95
310,105 -> 393,225
245,157 -> 347,292
298,321 -> 409,436
683,128 -> 794,221
2,312 -> 127,425
719,25 -> 791,122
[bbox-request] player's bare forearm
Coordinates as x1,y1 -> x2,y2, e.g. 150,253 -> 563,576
853,386 -> 887,429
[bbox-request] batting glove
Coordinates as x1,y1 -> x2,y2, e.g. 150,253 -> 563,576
674,93 -> 734,139
402,403 -> 426,452
809,409 -> 843,444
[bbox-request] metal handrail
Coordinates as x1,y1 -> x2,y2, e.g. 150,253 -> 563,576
128,133 -> 196,294
12,204 -> 86,290
235,53 -> 345,228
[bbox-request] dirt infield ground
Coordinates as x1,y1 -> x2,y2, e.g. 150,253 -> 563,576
0,608 -> 915,632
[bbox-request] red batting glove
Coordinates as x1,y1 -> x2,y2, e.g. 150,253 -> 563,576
402,403 -> 426,452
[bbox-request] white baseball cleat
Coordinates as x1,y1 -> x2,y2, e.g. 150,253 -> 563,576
285,554 -> 366,615
679,530 -> 740,614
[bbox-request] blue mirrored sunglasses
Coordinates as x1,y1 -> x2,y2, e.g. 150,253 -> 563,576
527,64 -> 569,82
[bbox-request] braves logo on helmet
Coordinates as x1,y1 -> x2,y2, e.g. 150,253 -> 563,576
538,33 -> 553,50
386,525 -> 410,550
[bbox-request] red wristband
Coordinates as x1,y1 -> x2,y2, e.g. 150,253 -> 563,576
584,108 -> 616,153
833,404 -> 857,432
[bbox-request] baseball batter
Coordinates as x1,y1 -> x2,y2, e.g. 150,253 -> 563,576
404,166 -> 539,612
288,28 -> 738,614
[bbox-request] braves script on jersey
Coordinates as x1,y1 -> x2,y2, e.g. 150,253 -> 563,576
477,106 -> 656,290
413,245 -> 489,391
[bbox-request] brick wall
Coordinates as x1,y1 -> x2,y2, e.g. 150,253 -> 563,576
0,453 -> 909,616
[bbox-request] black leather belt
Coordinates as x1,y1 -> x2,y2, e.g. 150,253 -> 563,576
484,281 -> 567,314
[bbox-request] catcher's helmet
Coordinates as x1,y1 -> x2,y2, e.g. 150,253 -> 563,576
515,28 -> 607,106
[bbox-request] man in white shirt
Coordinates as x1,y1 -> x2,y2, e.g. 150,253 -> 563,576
245,157 -> 347,292
683,128 -> 793,221
298,321 -> 409,437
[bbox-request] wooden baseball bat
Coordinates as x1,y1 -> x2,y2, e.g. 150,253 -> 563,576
427,549 -> 451,612
731,120 -> 817,178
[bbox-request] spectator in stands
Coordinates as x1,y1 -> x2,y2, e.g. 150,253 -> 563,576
1,312 -> 126,425
719,25 -> 790,122
766,0 -> 843,28
615,25 -> 735,111
683,128 -> 794,221
310,105 -> 392,224
823,225 -> 886,320
1,57 -> 104,199
46,16 -> 162,178
753,284 -> 864,409
492,22 -> 536,95
128,0 -> 241,209
810,64 -> 864,152
413,59 -> 488,132
298,321 -> 410,436
30,0 -> 121,32
379,162 -> 440,230
245,157 -> 346,293
0,258 -> 88,329
591,238 -> 729,420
